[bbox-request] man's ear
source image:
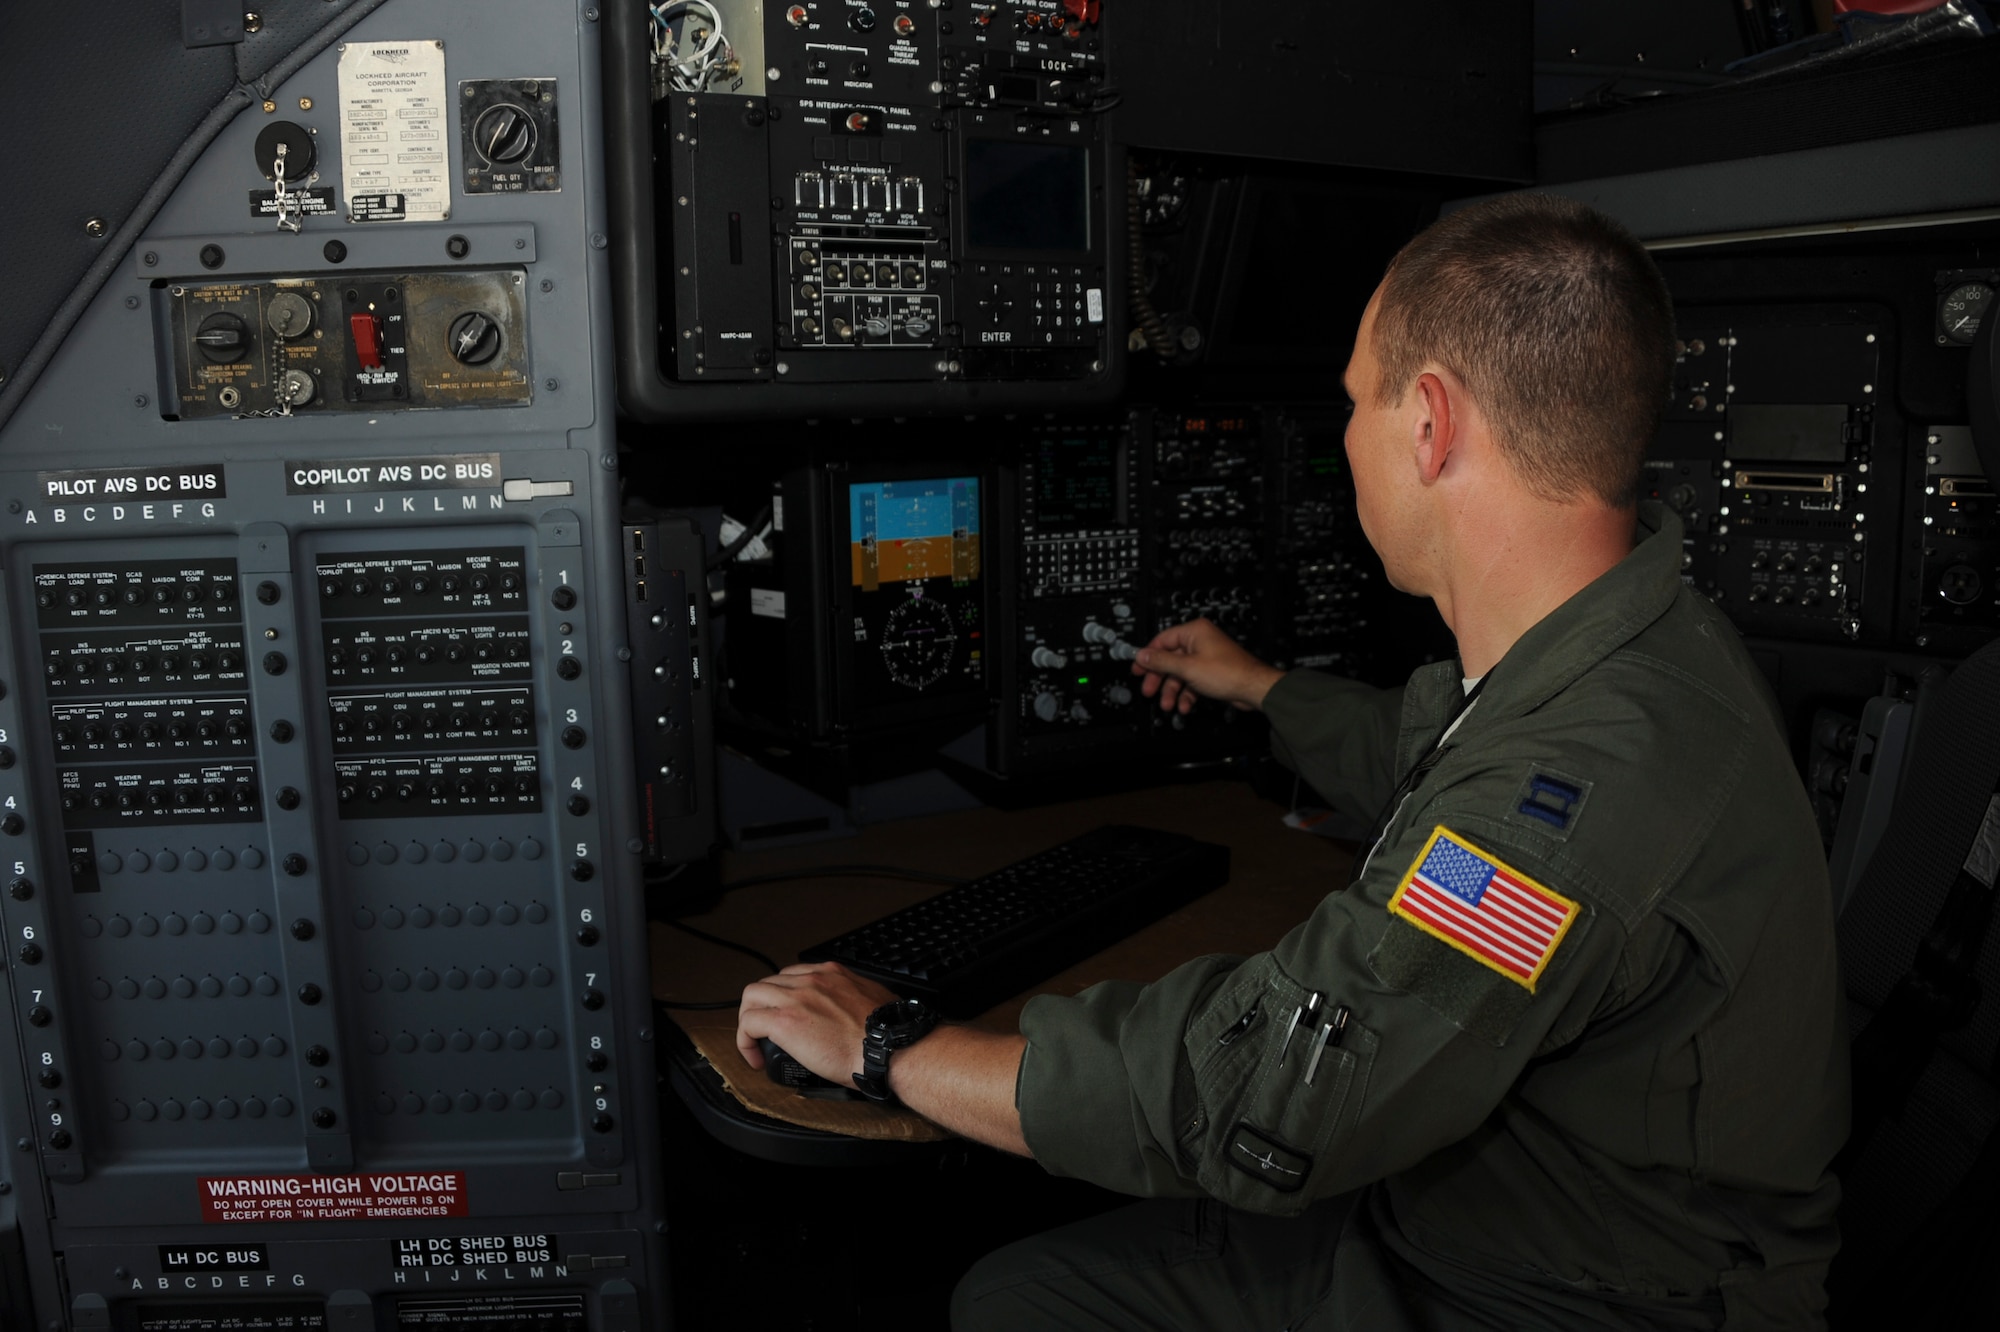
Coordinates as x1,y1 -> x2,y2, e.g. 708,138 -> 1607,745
1412,370 -> 1456,485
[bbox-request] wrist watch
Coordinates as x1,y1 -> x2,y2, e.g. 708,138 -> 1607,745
852,997 -> 941,1104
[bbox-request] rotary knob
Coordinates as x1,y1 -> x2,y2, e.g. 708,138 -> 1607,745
194,312 -> 251,365
447,311 -> 503,365
1033,691 -> 1060,723
1030,646 -> 1068,670
473,104 -> 536,164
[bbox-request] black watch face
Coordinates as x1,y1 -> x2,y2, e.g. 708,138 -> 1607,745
874,999 -> 931,1038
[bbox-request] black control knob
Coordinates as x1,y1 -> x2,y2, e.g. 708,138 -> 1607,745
447,310 -> 503,365
849,6 -> 877,31
473,103 -> 536,164
561,726 -> 586,750
585,1050 -> 608,1072
551,585 -> 577,610
557,657 -> 582,681
591,1112 -> 615,1134
36,1068 -> 59,1089
27,1005 -> 52,1027
19,942 -> 43,965
195,312 -> 251,365
581,987 -> 606,1010
571,859 -> 595,883
577,925 -> 600,946
567,794 -> 591,816
8,877 -> 33,901
282,853 -> 308,877
0,813 -> 23,836
312,1108 -> 338,1129
225,717 -> 249,738
256,581 -> 282,605
306,1045 -> 330,1068
276,787 -> 301,811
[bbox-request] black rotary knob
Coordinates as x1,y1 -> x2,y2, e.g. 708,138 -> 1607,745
849,6 -> 877,31
447,311 -> 503,365
195,312 -> 251,365
474,103 -> 536,164
557,657 -> 582,681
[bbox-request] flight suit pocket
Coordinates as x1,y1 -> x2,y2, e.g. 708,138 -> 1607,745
1179,956 -> 1377,1216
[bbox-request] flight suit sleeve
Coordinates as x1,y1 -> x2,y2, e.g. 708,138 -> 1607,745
1261,670 -> 1406,824
1016,782 -> 1628,1215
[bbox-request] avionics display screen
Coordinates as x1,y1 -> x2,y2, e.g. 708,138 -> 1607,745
1032,435 -> 1119,530
848,477 -> 981,589
844,477 -> 984,707
964,140 -> 1089,252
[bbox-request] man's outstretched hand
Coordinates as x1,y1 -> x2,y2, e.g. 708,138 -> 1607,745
1132,618 -> 1284,714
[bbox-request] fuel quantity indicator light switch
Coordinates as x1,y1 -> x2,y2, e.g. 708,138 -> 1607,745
460,79 -> 563,194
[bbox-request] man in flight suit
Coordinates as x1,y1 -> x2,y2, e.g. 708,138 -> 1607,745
735,195 -> 1848,1329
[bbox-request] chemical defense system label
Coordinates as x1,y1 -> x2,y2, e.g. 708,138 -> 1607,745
200,1172 -> 468,1223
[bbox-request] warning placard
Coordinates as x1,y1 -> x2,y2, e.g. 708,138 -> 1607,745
199,1172 -> 469,1224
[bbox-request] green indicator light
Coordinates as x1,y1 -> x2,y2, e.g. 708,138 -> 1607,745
1077,676 -> 1091,685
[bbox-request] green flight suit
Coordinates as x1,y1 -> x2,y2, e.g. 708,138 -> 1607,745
968,504 -> 1848,1330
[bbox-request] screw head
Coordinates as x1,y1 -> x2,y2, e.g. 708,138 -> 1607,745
282,852 -> 308,877
323,239 -> 347,264
311,1108 -> 337,1129
446,234 -> 470,259
290,918 -> 316,941
199,244 -> 225,270
269,719 -> 295,743
298,983 -> 322,1005
84,217 -> 106,238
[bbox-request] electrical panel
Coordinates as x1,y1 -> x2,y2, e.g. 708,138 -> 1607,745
611,0 -> 1121,417
988,405 -> 1388,777
0,3 -> 681,1330
1646,306 -> 1898,646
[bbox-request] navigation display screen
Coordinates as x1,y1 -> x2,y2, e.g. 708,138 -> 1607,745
964,141 -> 1089,252
1032,435 -> 1119,530
844,477 -> 984,708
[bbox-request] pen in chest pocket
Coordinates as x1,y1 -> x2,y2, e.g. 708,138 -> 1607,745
1303,1004 -> 1351,1087
1278,991 -> 1324,1066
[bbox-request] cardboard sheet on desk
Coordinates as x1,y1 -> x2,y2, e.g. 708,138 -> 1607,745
653,780 -> 1355,1140
679,1013 -> 954,1142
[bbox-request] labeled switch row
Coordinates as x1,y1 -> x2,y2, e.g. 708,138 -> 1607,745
321,570 -> 522,599
53,709 -> 253,755
83,846 -> 268,878
44,646 -> 245,685
80,908 -> 272,939
38,582 -> 235,611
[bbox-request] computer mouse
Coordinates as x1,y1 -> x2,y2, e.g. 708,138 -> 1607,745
756,1038 -> 862,1099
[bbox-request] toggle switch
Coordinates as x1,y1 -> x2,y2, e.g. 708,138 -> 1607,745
348,313 -> 383,369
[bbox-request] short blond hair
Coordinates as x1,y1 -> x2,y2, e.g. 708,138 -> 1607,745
1372,194 -> 1676,506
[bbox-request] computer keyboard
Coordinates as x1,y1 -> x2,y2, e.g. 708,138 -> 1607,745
798,825 -> 1231,1018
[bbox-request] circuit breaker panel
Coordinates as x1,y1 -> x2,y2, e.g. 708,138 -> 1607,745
0,4 -> 671,1330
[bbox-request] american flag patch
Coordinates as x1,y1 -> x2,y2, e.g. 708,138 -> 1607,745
1388,828 -> 1580,991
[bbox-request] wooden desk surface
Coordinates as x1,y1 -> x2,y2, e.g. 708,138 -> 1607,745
653,779 -> 1354,1140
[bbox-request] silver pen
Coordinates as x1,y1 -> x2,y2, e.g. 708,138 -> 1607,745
1278,991 -> 1322,1066
1303,1005 -> 1352,1087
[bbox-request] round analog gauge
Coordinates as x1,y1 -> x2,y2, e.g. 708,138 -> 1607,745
1939,280 -> 1994,346
879,594 -> 960,690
